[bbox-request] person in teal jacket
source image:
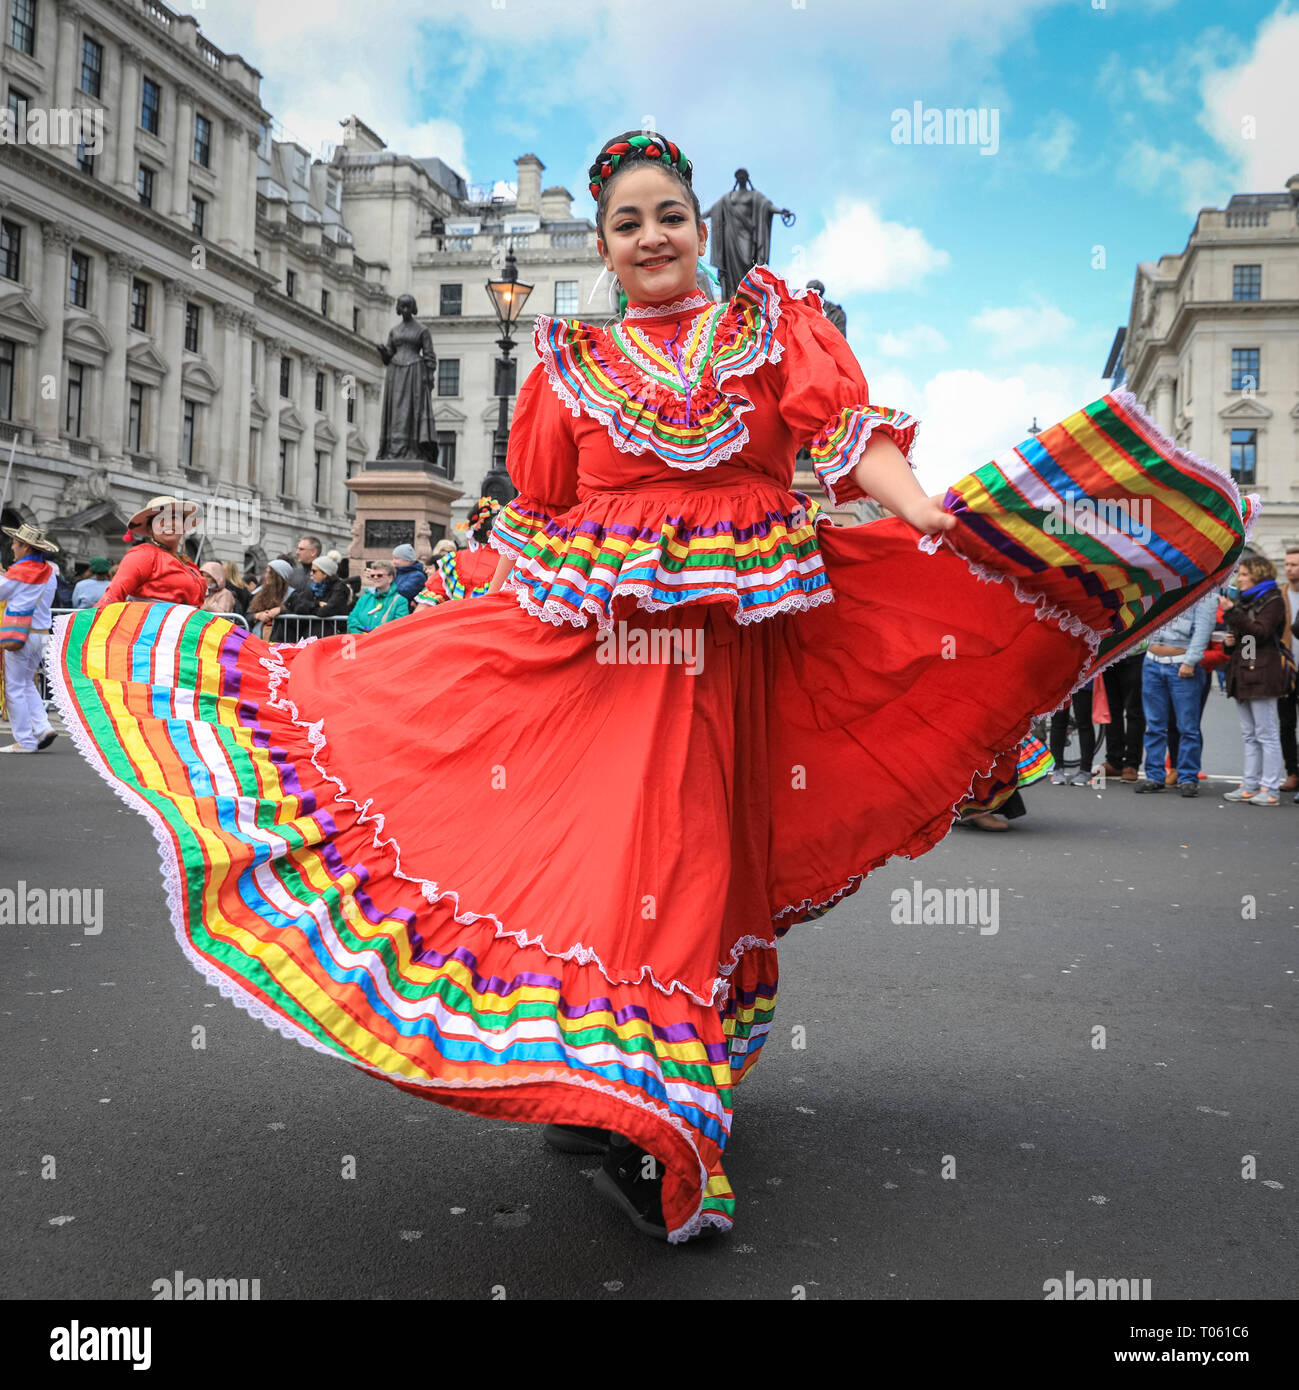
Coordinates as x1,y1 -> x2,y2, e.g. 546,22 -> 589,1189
347,559 -> 410,633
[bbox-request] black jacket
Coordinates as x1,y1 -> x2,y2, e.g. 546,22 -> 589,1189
285,575 -> 352,619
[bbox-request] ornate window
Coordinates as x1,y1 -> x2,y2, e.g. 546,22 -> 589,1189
1231,265 -> 1261,301
193,113 -> 211,168
141,77 -> 161,136
1230,348 -> 1259,391
10,0 -> 35,56
1229,429 -> 1256,485
69,250 -> 90,308
81,37 -> 103,98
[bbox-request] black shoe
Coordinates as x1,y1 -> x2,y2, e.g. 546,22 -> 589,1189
36,731 -> 57,750
593,1135 -> 668,1240
1133,779 -> 1165,793
1178,782 -> 1199,798
542,1123 -> 610,1156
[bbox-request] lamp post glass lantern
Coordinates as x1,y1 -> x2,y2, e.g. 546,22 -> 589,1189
484,247 -> 533,502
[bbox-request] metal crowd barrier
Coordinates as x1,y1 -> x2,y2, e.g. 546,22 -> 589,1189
253,613 -> 350,643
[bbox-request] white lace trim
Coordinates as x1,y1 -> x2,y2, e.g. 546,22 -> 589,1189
44,610 -> 727,1243
819,411 -> 921,508
622,290 -> 712,320
506,571 -> 837,634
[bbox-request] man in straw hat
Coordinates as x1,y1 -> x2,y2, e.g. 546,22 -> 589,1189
0,521 -> 60,753
99,495 -> 207,608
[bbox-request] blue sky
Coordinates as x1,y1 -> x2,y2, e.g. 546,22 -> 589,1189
210,0 -> 1299,489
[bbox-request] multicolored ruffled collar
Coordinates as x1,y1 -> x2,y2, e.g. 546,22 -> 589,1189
534,265 -> 800,471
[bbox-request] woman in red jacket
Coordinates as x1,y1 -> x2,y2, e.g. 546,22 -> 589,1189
99,496 -> 207,608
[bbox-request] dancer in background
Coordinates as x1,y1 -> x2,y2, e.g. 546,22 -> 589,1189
414,498 -> 502,607
0,521 -> 60,754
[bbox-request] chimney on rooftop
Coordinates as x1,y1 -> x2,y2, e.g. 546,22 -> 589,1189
515,154 -> 544,215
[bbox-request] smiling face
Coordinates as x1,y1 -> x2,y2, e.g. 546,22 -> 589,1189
596,165 -> 707,306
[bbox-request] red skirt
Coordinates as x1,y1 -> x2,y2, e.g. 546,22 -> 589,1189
50,398 -> 1253,1241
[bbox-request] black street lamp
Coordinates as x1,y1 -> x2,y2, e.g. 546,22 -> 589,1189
483,247 -> 533,503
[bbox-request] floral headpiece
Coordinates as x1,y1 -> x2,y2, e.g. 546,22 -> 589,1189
588,132 -> 692,203
457,496 -> 503,532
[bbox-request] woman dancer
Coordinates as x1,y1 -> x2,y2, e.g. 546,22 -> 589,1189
414,497 -> 502,606
50,130 -> 1254,1244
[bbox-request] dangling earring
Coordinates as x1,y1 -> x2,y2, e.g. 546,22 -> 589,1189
609,275 -> 625,319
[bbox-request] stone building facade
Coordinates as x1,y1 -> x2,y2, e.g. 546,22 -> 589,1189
0,0 -> 386,571
332,122 -> 607,529
1114,176 -> 1299,558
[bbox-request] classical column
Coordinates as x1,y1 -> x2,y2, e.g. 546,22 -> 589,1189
35,224 -> 77,447
219,120 -> 246,255
214,303 -> 243,484
158,278 -> 193,472
243,127 -> 260,260
237,313 -> 256,488
361,381 -> 381,459
171,84 -> 196,221
1154,374 -> 1175,437
102,252 -> 142,458
115,44 -> 143,192
260,337 -> 287,499
298,353 -> 322,505
331,368 -> 351,516
53,0 -> 83,132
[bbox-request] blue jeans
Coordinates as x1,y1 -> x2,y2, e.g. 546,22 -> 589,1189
1142,659 -> 1209,783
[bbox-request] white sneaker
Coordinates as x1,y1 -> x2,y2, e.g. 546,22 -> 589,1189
0,743 -> 35,753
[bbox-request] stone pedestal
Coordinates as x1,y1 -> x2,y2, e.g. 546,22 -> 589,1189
346,461 -> 464,568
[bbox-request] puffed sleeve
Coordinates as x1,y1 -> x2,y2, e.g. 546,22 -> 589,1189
776,292 -> 920,508
98,545 -> 157,606
489,361 -> 580,562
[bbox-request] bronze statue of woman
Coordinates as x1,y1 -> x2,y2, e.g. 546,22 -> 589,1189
376,294 -> 439,464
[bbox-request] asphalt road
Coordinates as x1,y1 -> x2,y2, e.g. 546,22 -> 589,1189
3,684 -> 1295,1301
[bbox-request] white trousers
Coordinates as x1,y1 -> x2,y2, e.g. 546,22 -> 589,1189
3,634 -> 52,749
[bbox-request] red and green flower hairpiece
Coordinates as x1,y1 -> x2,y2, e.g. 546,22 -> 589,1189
588,134 -> 692,202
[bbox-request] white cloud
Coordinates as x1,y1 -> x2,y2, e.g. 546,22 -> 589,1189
1132,66 -> 1175,105
970,301 -> 1078,356
1120,139 -> 1233,215
194,0 -> 1067,215
1199,6 -> 1299,193
776,199 -> 950,296
864,365 -> 1111,494
1028,113 -> 1077,173
876,324 -> 950,359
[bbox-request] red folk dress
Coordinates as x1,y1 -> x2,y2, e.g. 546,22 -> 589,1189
413,543 -> 498,605
98,542 -> 208,607
50,267 -> 1253,1243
